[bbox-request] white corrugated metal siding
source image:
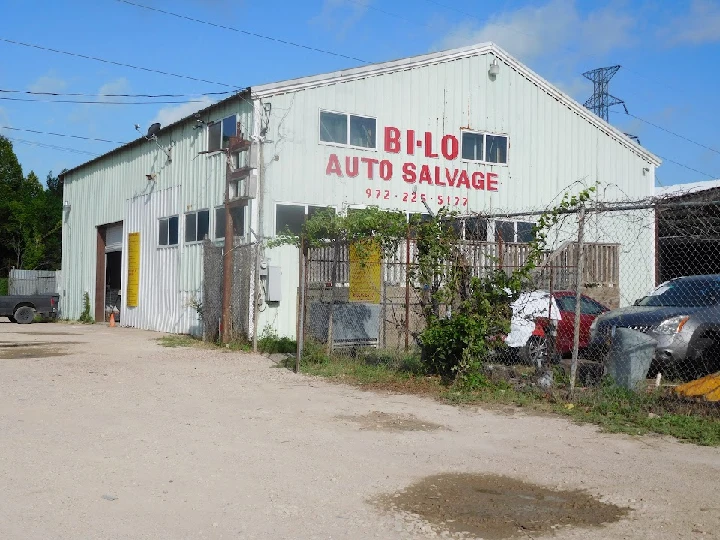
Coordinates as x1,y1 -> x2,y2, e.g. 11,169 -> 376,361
254,48 -> 657,337
61,96 -> 253,332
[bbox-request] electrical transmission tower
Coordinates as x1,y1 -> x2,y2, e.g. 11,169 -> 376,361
582,65 -> 628,122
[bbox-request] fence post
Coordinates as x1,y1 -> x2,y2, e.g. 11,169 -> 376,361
296,235 -> 305,373
405,224 -> 411,352
570,205 -> 586,394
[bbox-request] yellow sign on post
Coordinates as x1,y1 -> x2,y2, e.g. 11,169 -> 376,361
127,232 -> 140,307
348,241 -> 381,304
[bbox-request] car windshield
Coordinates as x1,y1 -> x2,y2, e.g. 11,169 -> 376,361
637,279 -> 720,307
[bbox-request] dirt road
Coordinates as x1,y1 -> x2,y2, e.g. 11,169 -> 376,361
0,321 -> 718,539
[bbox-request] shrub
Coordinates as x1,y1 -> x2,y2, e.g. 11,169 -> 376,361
78,292 -> 93,324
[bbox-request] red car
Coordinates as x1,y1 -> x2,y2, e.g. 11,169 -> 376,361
526,291 -> 609,364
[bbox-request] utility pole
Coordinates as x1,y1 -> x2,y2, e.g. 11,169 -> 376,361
220,125 -> 253,344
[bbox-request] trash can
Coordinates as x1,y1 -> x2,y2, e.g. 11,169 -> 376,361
605,327 -> 657,390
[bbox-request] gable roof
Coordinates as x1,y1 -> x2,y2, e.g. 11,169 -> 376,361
62,42 -> 660,178
253,42 -> 660,166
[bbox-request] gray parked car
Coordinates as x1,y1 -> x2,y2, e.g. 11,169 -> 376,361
589,275 -> 720,379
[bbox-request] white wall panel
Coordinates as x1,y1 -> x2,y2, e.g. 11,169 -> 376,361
255,50 -> 657,337
61,97 -> 253,332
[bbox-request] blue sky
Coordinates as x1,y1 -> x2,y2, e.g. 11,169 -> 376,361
1,0 -> 719,188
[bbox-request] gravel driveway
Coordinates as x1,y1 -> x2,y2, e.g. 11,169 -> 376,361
0,321 -> 718,539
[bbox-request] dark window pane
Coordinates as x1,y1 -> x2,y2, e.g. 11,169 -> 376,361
517,221 -> 535,243
495,220 -> 515,243
230,205 -> 244,237
320,111 -> 347,144
580,297 -> 607,315
486,135 -> 508,163
159,218 -> 168,246
222,116 -> 237,149
556,296 -> 576,312
308,205 -> 335,220
462,132 -> 484,160
452,219 -> 464,238
169,216 -> 179,245
197,210 -> 210,241
349,115 -> 376,148
215,207 -> 226,239
465,217 -> 488,241
185,213 -> 197,243
276,204 -> 305,236
208,122 -> 221,152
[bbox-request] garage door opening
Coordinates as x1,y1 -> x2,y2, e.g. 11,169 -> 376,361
95,222 -> 123,322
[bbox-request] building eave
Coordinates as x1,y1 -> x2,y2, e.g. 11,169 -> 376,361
60,88 -> 252,180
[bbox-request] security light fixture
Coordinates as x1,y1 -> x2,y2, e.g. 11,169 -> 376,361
489,58 -> 500,77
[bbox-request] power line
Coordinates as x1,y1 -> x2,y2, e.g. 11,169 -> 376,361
654,154 -> 717,180
116,0 -> 369,64
0,88 -> 232,98
0,96 -> 211,105
0,37 -> 236,88
5,136 -> 100,156
613,110 -> 720,156
1,126 -> 126,145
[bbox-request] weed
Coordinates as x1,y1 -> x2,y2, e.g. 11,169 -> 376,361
78,292 -> 93,324
157,335 -> 201,348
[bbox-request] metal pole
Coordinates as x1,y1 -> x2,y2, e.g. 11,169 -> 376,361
404,224 -> 411,352
570,205 -> 586,393
296,235 -> 305,373
221,152 -> 234,344
252,142 -> 264,353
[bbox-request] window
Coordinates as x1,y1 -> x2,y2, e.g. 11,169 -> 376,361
185,210 -> 210,243
486,135 -> 508,164
465,217 -> 488,241
320,110 -> 376,149
276,204 -> 306,236
495,220 -> 516,243
275,204 -> 335,236
555,296 -> 607,316
215,206 -> 245,240
495,220 -> 535,243
208,115 -> 238,152
320,111 -> 347,144
516,221 -> 535,243
159,216 -> 179,247
461,130 -> 508,164
462,132 -> 484,161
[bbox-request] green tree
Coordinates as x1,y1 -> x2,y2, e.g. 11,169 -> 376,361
0,137 -> 64,273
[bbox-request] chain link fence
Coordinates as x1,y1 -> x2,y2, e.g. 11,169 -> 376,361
294,192 -> 720,414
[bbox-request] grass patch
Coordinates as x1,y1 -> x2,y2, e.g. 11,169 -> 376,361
157,335 -> 202,348
289,350 -> 720,446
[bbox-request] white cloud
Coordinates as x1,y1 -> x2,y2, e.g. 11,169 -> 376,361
150,96 -> 216,127
98,78 -> 130,102
28,72 -> 67,93
435,0 -> 636,63
663,0 -> 720,45
311,0 -> 369,39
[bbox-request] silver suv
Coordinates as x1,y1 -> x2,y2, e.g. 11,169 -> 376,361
589,275 -> 720,380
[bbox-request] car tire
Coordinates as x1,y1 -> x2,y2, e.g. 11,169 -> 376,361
521,336 -> 548,368
14,306 -> 35,324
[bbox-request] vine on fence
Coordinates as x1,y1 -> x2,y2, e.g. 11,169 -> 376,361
271,186 -> 597,386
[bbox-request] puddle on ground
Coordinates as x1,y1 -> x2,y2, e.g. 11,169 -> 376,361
338,411 -> 445,432
12,332 -> 80,336
372,473 -> 629,539
0,343 -> 70,359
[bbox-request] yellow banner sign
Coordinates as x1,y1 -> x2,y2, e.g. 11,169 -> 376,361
348,241 -> 381,304
127,232 -> 140,307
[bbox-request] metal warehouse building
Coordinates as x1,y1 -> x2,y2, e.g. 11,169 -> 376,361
59,42 -> 660,337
